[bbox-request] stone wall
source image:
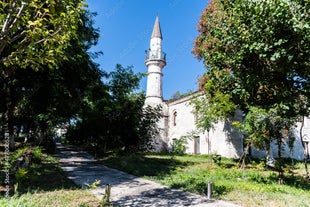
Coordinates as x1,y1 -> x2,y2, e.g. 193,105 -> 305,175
160,94 -> 309,160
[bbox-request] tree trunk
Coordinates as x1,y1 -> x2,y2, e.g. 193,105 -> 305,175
3,74 -> 15,150
4,112 -> 15,150
277,136 -> 282,159
265,141 -> 275,167
206,130 -> 212,165
299,116 -> 309,179
239,142 -> 251,169
277,134 -> 284,184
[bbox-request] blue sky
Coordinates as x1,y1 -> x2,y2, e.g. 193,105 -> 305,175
86,0 -> 209,99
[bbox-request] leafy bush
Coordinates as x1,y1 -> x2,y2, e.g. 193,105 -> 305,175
15,168 -> 29,182
9,146 -> 46,192
212,154 -> 221,165
171,136 -> 188,154
248,171 -> 278,184
10,146 -> 45,168
212,184 -> 232,197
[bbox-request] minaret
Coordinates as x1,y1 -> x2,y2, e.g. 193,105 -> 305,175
145,16 -> 166,106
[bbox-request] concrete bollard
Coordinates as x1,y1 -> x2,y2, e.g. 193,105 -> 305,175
103,184 -> 111,205
207,182 -> 212,199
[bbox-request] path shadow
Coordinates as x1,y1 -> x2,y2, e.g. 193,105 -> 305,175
55,145 -> 194,189
111,186 -> 216,207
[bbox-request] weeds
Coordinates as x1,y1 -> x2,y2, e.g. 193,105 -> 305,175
100,184 -> 111,207
101,153 -> 310,207
84,180 -> 101,189
0,143 -> 100,207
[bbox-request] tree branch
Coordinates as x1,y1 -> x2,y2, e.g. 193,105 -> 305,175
0,2 -> 26,55
9,30 -> 26,44
8,2 -> 25,30
35,28 -> 62,45
1,0 -> 17,33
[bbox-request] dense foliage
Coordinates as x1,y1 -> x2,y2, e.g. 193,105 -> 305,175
0,1 -> 161,154
193,0 -> 310,177
0,0 -> 92,150
66,64 -> 162,153
0,0 -> 83,69
193,0 -> 309,114
0,6 -> 103,151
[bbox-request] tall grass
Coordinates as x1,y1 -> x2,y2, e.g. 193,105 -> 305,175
0,190 -> 99,207
99,153 -> 310,207
0,143 -> 100,207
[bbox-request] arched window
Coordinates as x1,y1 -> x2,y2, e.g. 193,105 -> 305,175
173,111 -> 177,126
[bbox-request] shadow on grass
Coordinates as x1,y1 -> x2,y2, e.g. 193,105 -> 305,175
98,153 -> 194,178
239,156 -> 310,191
14,159 -> 79,194
283,174 -> 310,191
99,152 -> 310,193
0,142 -> 79,196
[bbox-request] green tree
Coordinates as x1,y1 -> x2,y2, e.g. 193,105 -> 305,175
1,0 -> 85,149
0,8 -> 102,150
107,64 -> 162,152
0,0 -> 83,69
191,73 -> 236,162
66,64 -> 162,153
193,0 -> 310,176
193,0 -> 309,111
170,91 -> 182,100
233,106 -> 298,181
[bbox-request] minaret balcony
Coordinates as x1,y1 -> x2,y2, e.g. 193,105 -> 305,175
145,50 -> 166,62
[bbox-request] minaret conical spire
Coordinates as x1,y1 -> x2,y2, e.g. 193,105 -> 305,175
151,16 -> 162,39
145,16 -> 166,105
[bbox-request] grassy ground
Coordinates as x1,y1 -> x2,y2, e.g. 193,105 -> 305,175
1,142 -> 309,206
0,142 -> 101,207
0,190 -> 100,207
98,153 -> 310,207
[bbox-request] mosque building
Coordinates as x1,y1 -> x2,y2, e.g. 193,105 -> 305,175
144,16 -> 309,160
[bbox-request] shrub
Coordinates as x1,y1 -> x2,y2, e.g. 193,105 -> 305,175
212,154 -> 221,165
212,184 -> 233,197
10,146 -> 44,167
171,136 -> 189,154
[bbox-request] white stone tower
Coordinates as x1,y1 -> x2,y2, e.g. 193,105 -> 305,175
145,16 -> 166,106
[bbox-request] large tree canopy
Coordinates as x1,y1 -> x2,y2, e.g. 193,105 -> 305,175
0,2 -> 102,150
0,0 -> 84,70
66,64 -> 162,153
193,0 -> 310,114
192,0 -> 310,171
192,0 -> 310,178
0,1 -> 161,154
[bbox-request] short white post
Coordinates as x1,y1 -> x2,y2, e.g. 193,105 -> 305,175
207,182 -> 212,199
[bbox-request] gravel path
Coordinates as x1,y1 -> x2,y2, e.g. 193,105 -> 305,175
56,144 -> 241,207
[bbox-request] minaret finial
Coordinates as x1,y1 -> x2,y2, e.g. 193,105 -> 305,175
151,16 -> 162,39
